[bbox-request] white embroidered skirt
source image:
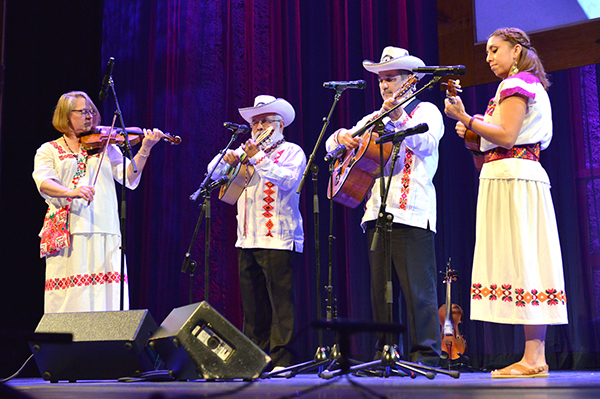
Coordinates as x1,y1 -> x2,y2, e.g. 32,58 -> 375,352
44,233 -> 129,313
470,163 -> 568,325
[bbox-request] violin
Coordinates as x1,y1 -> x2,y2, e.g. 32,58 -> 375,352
80,126 -> 182,150
438,259 -> 467,361
444,79 -> 484,171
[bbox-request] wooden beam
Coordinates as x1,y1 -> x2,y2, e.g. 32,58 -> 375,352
438,1 -> 600,87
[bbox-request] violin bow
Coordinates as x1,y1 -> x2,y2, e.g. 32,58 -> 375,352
87,115 -> 118,206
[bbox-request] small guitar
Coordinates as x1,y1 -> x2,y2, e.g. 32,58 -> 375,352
218,127 -> 274,205
445,79 -> 484,171
327,75 -> 419,208
438,259 -> 467,361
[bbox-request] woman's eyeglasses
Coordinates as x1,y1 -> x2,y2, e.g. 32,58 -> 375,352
72,109 -> 98,117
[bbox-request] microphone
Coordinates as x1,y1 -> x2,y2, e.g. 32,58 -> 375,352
323,80 -> 366,90
189,176 -> 230,201
205,176 -> 229,191
375,123 -> 429,144
223,122 -> 250,134
324,144 -> 347,162
412,65 -> 466,76
99,57 -> 115,101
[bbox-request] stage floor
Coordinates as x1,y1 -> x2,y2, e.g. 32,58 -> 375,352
3,370 -> 600,399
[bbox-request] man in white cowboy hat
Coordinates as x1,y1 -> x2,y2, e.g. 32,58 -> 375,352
325,47 -> 444,366
207,95 -> 306,370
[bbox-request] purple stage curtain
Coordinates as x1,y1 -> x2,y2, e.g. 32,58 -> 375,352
99,0 -> 438,360
99,0 -> 600,367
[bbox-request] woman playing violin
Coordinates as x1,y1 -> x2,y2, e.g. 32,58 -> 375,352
32,91 -> 163,313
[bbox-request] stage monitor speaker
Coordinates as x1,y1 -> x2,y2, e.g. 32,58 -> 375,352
29,309 -> 160,382
149,301 -> 270,380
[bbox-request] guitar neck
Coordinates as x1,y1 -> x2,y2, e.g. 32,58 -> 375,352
351,76 -> 418,139
255,126 -> 274,146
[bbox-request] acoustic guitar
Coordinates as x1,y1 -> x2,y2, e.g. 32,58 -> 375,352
327,75 -> 419,208
445,79 -> 484,171
218,127 -> 274,205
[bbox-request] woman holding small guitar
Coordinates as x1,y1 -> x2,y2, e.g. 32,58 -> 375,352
444,27 -> 568,378
444,79 -> 485,171
325,46 -> 445,367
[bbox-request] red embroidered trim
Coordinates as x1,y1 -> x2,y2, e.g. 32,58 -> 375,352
398,148 -> 413,210
263,182 -> 275,237
397,106 -> 420,211
45,272 -> 128,291
485,98 -> 496,117
273,149 -> 285,164
51,140 -> 77,161
254,155 -> 267,165
51,140 -> 94,161
484,142 -> 540,164
471,283 -> 567,307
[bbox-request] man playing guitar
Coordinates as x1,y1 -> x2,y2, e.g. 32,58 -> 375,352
325,46 -> 445,366
207,95 -> 306,372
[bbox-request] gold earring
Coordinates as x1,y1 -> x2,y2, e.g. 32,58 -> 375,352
510,59 -> 519,76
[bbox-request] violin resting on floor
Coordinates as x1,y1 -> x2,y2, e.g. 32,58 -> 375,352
79,126 -> 182,150
438,260 -> 467,361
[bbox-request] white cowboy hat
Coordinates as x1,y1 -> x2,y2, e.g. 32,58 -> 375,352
239,95 -> 295,127
363,46 -> 425,77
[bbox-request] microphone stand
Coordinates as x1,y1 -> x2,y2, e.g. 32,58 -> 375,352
182,129 -> 243,304
311,164 -> 323,347
296,89 -> 344,194
105,75 -> 136,311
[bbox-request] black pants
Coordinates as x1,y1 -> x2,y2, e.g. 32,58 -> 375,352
238,248 -> 297,368
367,222 -> 441,366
